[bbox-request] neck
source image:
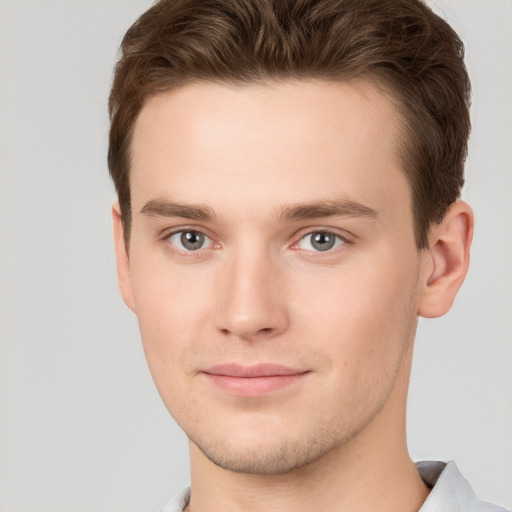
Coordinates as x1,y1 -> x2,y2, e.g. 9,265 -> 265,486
186,346 -> 429,512
188,450 -> 427,512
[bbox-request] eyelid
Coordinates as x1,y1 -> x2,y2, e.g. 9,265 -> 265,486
160,224 -> 217,241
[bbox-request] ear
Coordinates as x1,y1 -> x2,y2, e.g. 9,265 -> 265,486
112,201 -> 136,313
418,201 -> 474,318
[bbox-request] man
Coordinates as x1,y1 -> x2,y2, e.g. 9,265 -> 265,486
108,1 -> 507,511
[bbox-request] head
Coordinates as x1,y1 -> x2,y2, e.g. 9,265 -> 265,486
109,0 -> 473,475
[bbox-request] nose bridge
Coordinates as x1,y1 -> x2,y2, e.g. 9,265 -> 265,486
215,239 -> 288,340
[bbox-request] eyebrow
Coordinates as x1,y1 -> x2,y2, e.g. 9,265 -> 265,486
140,197 -> 378,222
140,199 -> 215,220
277,199 -> 378,221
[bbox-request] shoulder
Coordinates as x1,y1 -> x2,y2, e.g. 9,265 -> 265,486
159,487 -> 191,512
417,461 -> 509,512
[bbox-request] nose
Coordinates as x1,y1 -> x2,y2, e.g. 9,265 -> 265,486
214,245 -> 289,341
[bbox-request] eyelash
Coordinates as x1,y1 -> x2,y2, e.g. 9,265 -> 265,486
162,228 -> 351,256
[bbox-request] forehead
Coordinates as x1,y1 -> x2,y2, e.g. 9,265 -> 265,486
130,79 -> 409,220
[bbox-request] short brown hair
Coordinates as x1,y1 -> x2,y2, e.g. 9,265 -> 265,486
108,0 -> 471,249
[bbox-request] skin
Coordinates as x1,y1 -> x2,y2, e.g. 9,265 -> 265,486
113,80 -> 473,512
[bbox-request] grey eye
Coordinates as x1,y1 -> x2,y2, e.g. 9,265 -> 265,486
169,230 -> 209,251
297,231 -> 345,252
181,231 -> 204,250
311,232 -> 336,251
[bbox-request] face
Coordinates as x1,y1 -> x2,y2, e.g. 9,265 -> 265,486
118,80 -> 427,474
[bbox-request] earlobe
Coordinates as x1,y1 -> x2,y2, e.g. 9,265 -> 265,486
418,201 -> 474,318
112,201 -> 136,313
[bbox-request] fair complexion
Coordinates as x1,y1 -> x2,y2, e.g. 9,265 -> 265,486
113,80 -> 473,512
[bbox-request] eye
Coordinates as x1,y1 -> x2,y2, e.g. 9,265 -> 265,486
296,231 -> 346,252
167,230 -> 213,251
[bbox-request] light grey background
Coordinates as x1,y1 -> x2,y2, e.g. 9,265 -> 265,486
0,1 -> 510,510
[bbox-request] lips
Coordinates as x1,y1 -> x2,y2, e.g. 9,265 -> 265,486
202,364 -> 310,396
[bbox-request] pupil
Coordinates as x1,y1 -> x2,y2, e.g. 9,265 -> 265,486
312,232 -> 335,251
181,231 -> 204,250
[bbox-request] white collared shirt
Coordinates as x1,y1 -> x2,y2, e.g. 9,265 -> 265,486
160,461 -> 509,512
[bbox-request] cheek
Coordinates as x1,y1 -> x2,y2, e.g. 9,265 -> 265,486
132,277 -> 207,421
129,254 -> 213,384
290,250 -> 419,373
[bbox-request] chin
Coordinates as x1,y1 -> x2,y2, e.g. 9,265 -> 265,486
194,439 -> 331,475
188,419 -> 356,475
